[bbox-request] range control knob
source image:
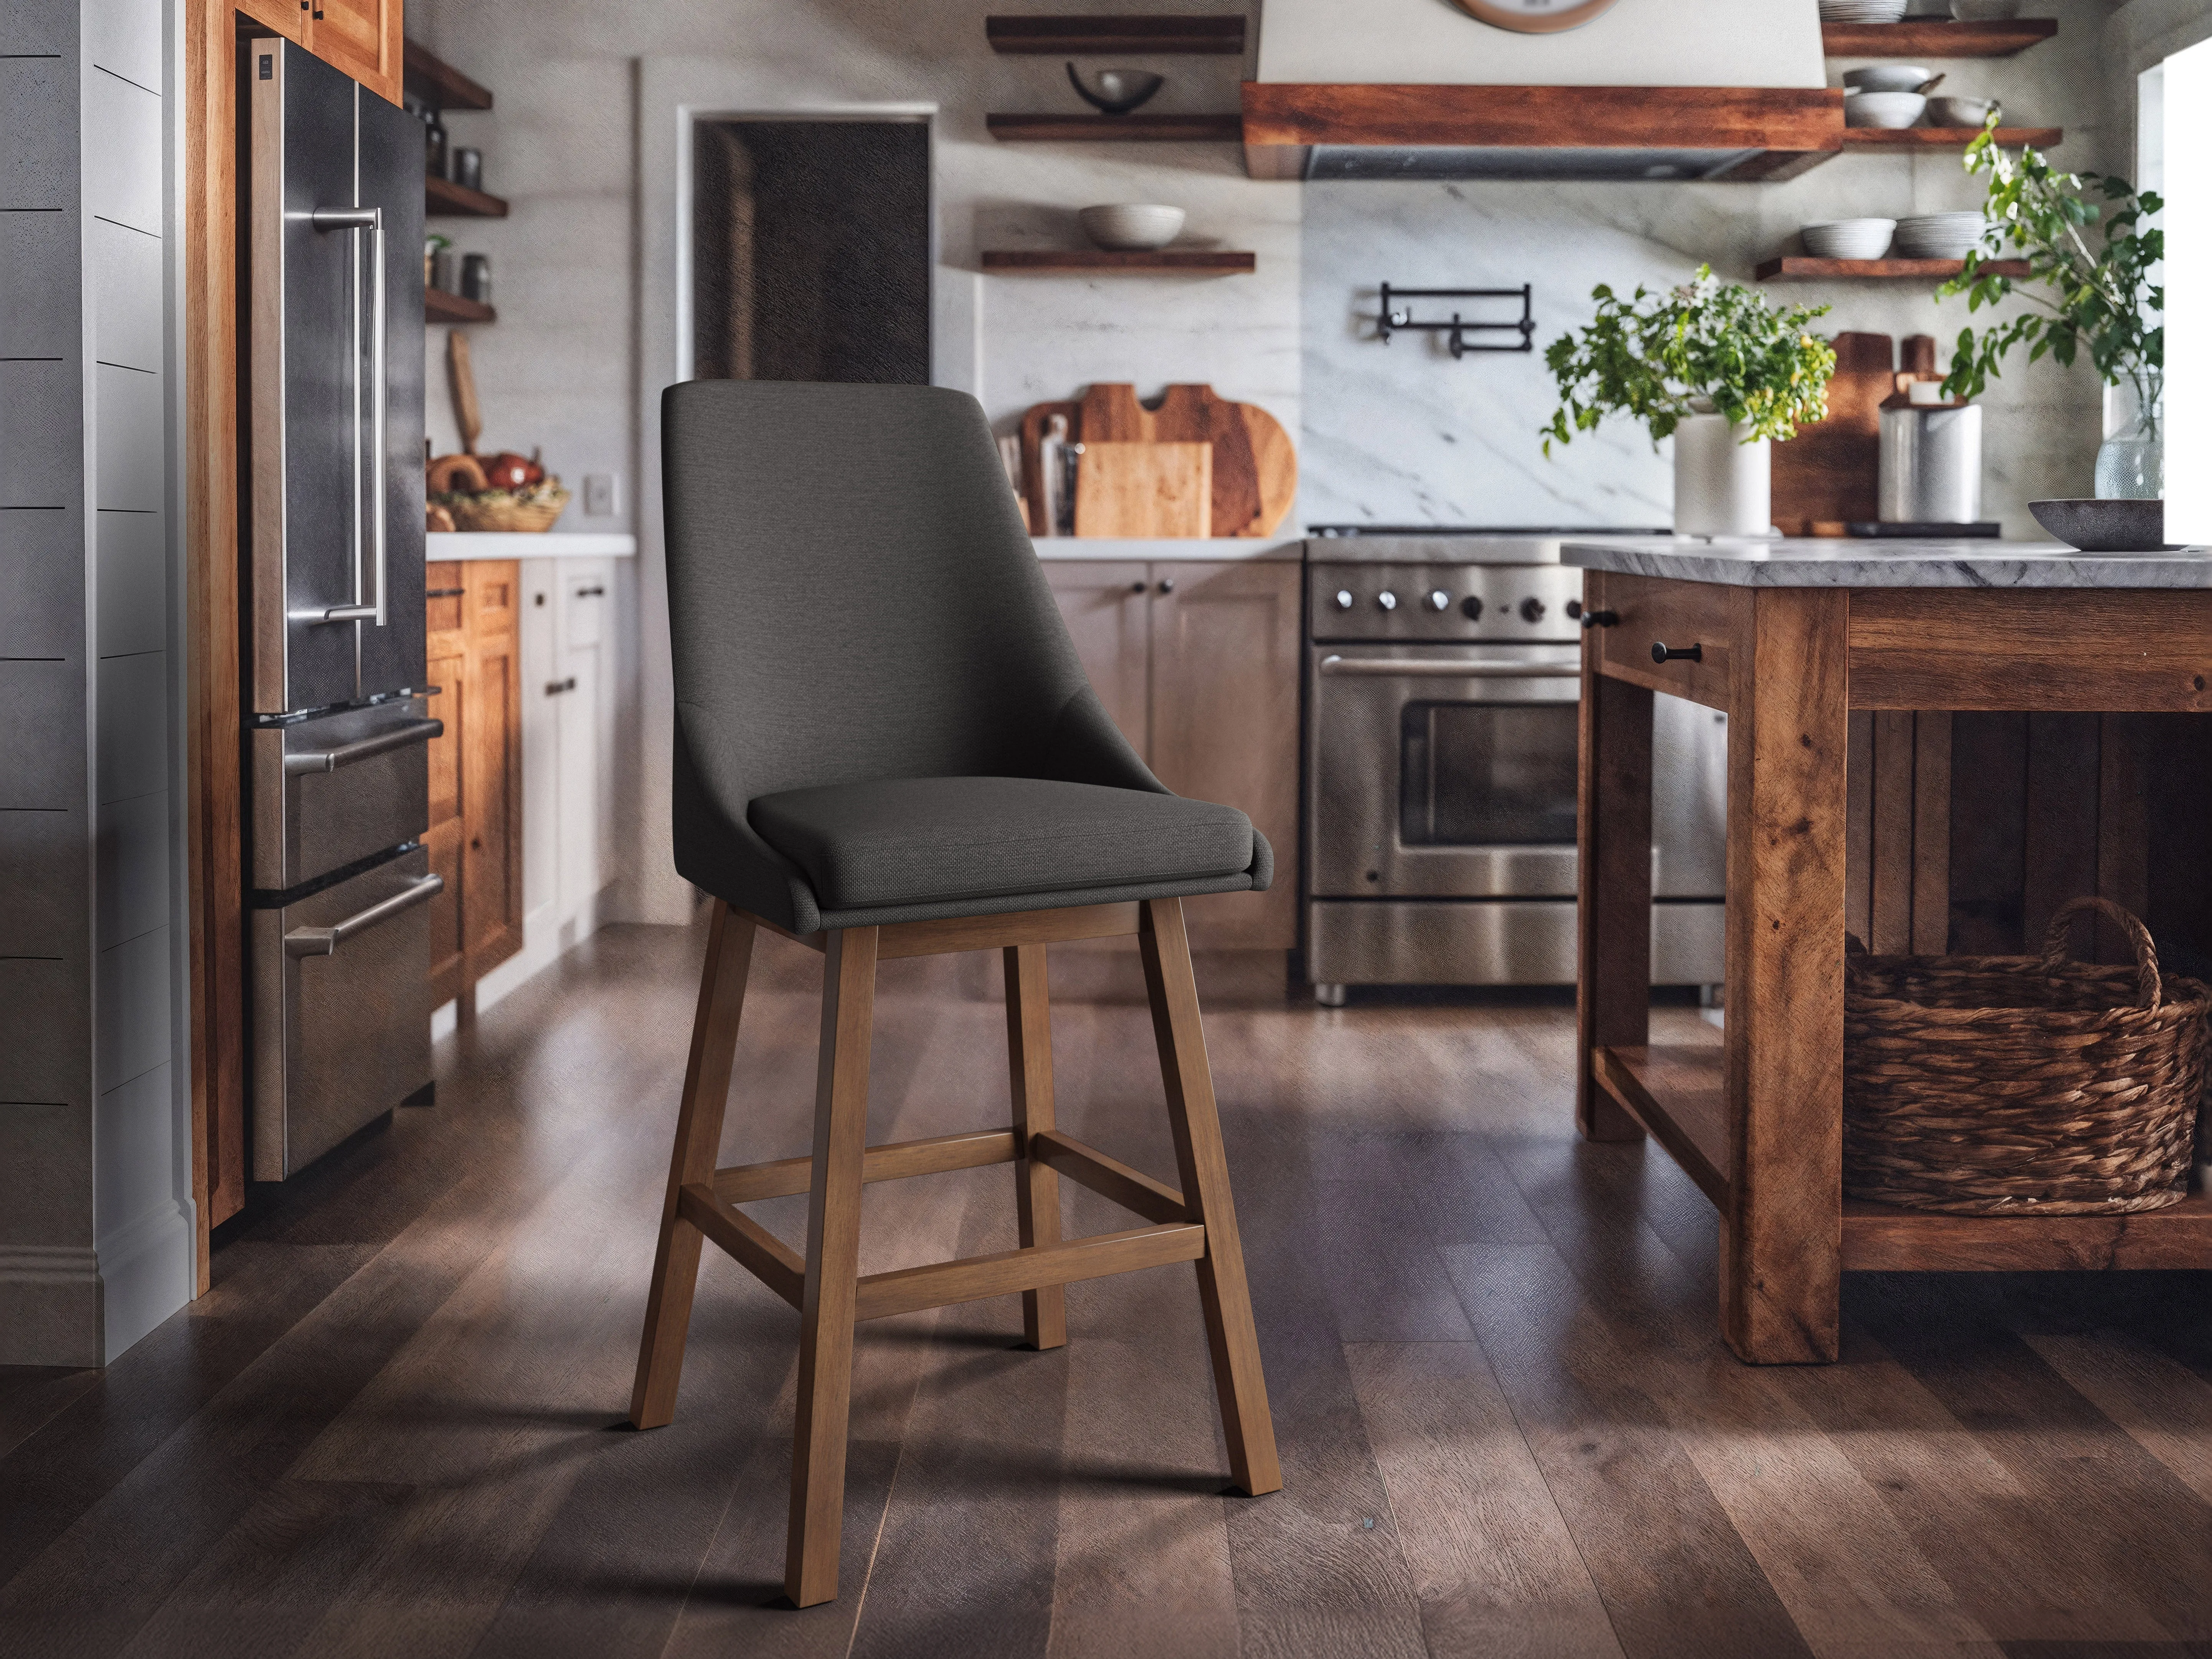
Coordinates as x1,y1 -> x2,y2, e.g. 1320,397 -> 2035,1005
1425,589 -> 1451,612
1377,591 -> 1398,612
1459,596 -> 1485,621
1519,597 -> 1547,623
1334,589 -> 1355,611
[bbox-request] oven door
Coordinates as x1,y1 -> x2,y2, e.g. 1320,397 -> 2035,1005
1308,643 -> 1581,899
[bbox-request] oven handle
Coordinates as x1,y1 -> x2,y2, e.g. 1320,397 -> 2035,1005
1317,655 -> 1581,679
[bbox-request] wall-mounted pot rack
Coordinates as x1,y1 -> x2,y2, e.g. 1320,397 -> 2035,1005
1377,283 -> 1535,357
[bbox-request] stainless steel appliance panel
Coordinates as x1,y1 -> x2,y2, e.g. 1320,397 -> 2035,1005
249,40 -> 363,715
1306,899 -> 1725,987
1654,695 -> 1728,898
251,848 -> 439,1180
251,700 -> 439,890
1311,561 -> 1586,643
353,88 -> 428,701
1307,643 -> 1583,898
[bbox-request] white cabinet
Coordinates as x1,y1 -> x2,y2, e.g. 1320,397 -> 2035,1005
473,555 -> 619,1010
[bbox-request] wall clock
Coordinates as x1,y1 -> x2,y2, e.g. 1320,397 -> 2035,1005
1450,0 -> 1623,33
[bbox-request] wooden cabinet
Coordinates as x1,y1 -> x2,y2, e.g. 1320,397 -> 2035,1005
239,0 -> 403,106
1043,559 -> 1302,949
424,560 -> 523,1010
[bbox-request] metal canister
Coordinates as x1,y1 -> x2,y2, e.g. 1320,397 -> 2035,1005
1879,403 -> 1983,524
460,253 -> 492,306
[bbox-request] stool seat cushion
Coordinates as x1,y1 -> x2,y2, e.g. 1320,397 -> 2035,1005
750,776 -> 1256,914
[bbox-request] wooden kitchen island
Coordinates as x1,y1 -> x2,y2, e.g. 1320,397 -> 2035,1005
1566,536 -> 2212,1364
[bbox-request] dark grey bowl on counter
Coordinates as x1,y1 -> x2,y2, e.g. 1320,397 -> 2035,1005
2028,498 -> 2174,553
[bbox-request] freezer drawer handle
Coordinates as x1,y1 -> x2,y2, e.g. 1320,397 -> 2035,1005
282,715 -> 443,775
285,873 -> 444,957
310,204 -> 388,629
1317,655 -> 1580,680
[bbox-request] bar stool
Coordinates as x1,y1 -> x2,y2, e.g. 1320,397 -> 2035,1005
630,380 -> 1282,1608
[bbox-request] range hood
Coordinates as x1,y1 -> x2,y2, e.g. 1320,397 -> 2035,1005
1244,0 -> 1845,182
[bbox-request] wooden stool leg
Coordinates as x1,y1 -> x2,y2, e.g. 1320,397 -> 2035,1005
630,900 -> 758,1429
1137,898 -> 1282,1497
1004,943 -> 1067,1350
786,926 -> 879,1608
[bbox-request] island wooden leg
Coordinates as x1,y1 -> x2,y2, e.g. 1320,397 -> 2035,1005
1577,621 -> 1654,1142
1721,588 -> 1849,1364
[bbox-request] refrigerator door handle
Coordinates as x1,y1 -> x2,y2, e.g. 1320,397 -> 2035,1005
282,715 -> 442,775
310,203 -> 388,628
284,872 -> 444,957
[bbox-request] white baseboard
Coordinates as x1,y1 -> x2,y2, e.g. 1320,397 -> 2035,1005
97,1200 -> 195,1360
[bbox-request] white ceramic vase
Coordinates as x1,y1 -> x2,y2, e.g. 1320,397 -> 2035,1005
1673,410 -> 1772,538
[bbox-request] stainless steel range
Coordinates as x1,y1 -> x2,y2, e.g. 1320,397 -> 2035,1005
1303,531 -> 1725,1002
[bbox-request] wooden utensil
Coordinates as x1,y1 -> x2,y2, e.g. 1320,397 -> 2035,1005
1019,383 -> 1297,538
1073,442 -> 1212,538
447,330 -> 483,456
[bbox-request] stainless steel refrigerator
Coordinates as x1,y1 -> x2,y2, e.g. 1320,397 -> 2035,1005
246,38 -> 436,1180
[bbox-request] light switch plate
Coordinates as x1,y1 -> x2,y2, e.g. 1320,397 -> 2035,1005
583,473 -> 618,517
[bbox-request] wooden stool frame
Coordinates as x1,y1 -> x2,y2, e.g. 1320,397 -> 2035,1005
628,893 -> 1282,1608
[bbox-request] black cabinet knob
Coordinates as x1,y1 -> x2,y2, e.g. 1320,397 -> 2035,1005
1579,609 -> 1618,629
1130,580 -> 1147,594
1158,578 -> 1175,595
1651,641 -> 1703,664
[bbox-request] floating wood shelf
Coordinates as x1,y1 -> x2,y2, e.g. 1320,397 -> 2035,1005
426,175 -> 509,218
1596,1042 -> 2212,1273
1822,18 -> 2057,58
1756,256 -> 2030,281
426,289 -> 496,324
982,249 -> 1254,274
987,112 -> 1244,142
402,40 -> 492,110
1841,125 -> 2062,150
985,14 -> 1245,54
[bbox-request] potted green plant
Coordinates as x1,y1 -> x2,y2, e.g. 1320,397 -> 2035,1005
1938,124 -> 2164,499
1542,266 -> 1835,537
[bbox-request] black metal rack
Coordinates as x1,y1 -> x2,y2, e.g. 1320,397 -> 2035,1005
1377,283 -> 1535,357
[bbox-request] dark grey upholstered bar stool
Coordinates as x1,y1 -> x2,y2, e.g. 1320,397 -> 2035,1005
629,380 -> 1281,1608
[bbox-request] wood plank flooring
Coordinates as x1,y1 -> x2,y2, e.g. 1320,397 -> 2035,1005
5,920 -> 2212,1657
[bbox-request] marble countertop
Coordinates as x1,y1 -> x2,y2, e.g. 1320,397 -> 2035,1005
1030,538 -> 1303,563
1561,536 -> 2212,589
428,531 -> 636,561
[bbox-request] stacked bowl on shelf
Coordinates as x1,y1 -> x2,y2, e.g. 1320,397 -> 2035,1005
1892,211 -> 1988,259
1817,0 -> 1908,21
1802,219 -> 1898,259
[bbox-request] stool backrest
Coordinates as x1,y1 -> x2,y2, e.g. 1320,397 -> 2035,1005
661,378 -> 1110,812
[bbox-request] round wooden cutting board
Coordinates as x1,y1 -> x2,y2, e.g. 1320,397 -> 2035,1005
1019,383 -> 1298,539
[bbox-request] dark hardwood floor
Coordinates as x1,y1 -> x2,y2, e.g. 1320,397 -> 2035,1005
5,919 -> 2212,1658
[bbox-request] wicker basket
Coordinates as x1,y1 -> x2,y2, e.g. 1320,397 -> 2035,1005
1844,896 -> 2211,1215
437,482 -> 571,533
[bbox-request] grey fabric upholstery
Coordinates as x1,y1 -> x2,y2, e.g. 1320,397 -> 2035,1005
660,380 -> 1271,934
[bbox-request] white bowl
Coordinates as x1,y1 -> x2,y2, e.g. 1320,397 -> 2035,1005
1894,210 -> 1987,258
1078,203 -> 1185,252
1951,0 -> 2022,18
1802,218 -> 1897,260
1819,0 -> 1908,20
1926,95 -> 1998,128
1844,65 -> 1933,94
1845,91 -> 1926,129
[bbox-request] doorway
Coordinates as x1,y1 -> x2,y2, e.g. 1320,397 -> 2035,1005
691,117 -> 931,384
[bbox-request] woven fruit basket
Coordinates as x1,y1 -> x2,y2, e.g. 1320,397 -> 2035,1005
434,479 -> 572,533
1844,896 -> 2210,1215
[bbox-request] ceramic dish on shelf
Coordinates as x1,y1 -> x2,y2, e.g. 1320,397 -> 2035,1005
1801,218 -> 1897,260
1951,0 -> 2022,18
1078,203 -> 1185,251
1844,65 -> 1934,94
1819,0 -> 1909,21
1927,95 -> 2000,127
1894,210 -> 1988,258
1845,91 -> 1927,129
2029,499 -> 2173,553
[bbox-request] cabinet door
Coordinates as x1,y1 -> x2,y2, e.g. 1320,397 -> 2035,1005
1149,562 -> 1302,950
423,576 -> 468,1006
306,0 -> 402,105
1041,561 -> 1150,754
237,0 -> 307,45
462,561 -> 523,980
556,568 -> 609,926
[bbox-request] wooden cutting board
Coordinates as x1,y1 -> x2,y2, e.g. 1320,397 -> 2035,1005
1771,332 -> 1892,537
1073,442 -> 1213,538
1019,383 -> 1296,539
